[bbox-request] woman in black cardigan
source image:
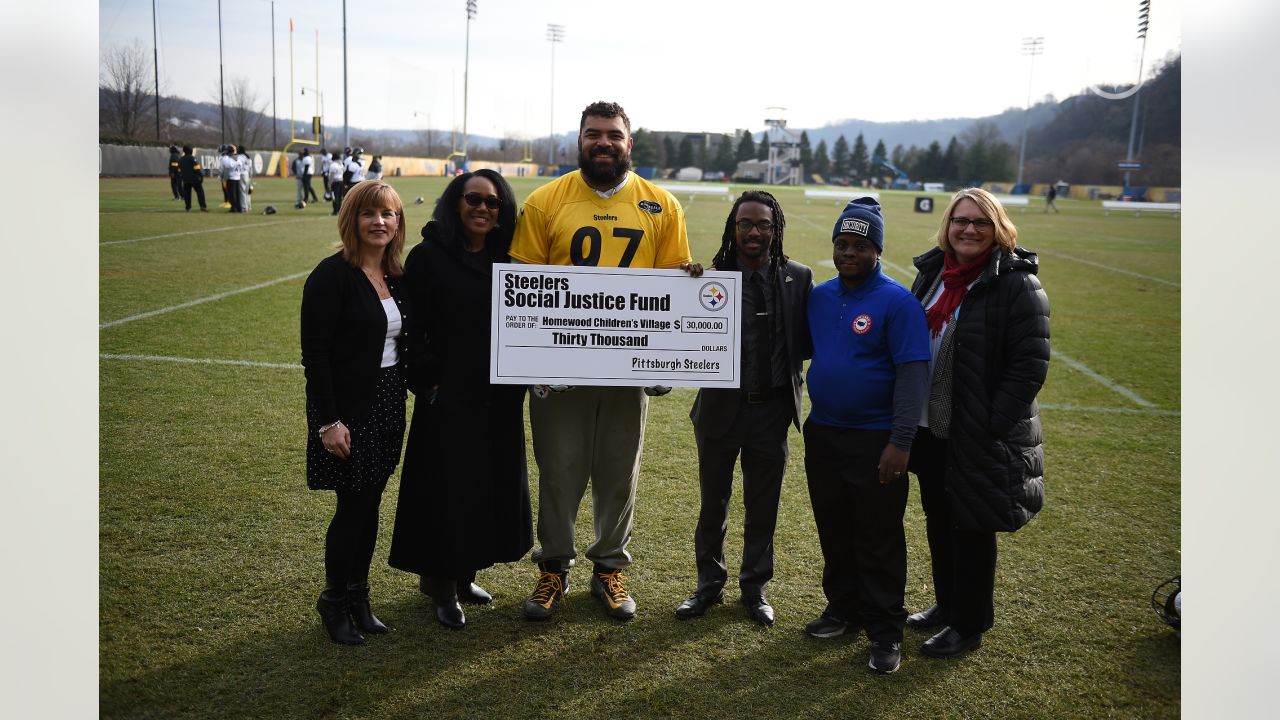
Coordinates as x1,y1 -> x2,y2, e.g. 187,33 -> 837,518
301,180 -> 410,645
905,188 -> 1050,658
388,169 -> 532,630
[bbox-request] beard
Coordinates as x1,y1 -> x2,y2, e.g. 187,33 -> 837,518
578,144 -> 632,188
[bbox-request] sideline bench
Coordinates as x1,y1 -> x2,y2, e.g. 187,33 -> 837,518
657,184 -> 731,204
993,195 -> 1029,213
1102,200 -> 1181,217
804,189 -> 880,204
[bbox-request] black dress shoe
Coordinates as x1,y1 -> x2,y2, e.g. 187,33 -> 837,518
423,578 -> 466,630
920,626 -> 983,658
435,601 -> 465,630
906,603 -> 948,630
675,591 -> 723,619
741,595 -> 775,626
457,582 -> 493,605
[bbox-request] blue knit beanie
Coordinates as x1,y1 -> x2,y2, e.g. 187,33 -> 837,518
832,197 -> 885,251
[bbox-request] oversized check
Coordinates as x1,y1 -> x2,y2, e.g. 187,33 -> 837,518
490,264 -> 742,388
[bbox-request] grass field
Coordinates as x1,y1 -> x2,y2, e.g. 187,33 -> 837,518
100,175 -> 1180,719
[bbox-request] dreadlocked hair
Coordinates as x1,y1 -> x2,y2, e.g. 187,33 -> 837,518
710,190 -> 788,272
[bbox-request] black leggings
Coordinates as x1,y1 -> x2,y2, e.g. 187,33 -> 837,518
324,487 -> 384,589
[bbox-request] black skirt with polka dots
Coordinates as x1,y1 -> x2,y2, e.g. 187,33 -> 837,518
306,364 -> 406,492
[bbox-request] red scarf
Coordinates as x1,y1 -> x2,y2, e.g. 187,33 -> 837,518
925,249 -> 992,336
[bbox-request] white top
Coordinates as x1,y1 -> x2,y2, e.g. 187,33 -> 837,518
220,155 -> 240,180
381,297 -> 402,368
346,157 -> 366,182
328,160 -> 344,183
302,155 -> 314,174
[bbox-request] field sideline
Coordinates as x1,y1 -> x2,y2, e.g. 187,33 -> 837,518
100,176 -> 1180,718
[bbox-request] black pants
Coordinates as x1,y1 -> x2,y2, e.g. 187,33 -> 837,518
324,486 -> 384,589
803,420 -> 907,642
170,173 -> 182,199
692,392 -> 792,598
331,180 -> 346,214
909,426 -> 997,636
229,181 -> 243,213
303,176 -> 319,202
181,180 -> 207,210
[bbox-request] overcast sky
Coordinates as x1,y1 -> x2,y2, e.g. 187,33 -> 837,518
100,0 -> 1183,139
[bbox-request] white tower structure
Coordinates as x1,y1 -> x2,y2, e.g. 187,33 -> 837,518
763,108 -> 801,186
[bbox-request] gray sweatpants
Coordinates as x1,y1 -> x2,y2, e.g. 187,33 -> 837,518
529,386 -> 648,571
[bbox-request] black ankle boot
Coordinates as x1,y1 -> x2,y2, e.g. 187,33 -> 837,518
316,590 -> 365,645
424,577 -> 465,630
347,583 -> 388,634
456,571 -> 493,605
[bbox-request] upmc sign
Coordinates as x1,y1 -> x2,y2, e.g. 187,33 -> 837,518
1117,161 -> 1143,170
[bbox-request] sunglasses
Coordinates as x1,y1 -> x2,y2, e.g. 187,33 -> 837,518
463,192 -> 502,209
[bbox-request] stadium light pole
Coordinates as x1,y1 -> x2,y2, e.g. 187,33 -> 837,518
462,0 -> 477,158
151,0 -> 160,141
546,24 -> 564,168
270,1 -> 277,148
1124,0 -> 1151,190
218,0 -> 226,145
1014,36 -> 1043,192
342,0 -> 349,148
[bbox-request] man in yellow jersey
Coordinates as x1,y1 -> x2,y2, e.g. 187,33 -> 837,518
511,100 -> 701,621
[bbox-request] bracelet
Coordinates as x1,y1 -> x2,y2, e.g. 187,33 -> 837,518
318,420 -> 344,437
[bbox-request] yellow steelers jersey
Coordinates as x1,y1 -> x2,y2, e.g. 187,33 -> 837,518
510,171 -> 691,269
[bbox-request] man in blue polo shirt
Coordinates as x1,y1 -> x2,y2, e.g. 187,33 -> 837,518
802,197 -> 930,674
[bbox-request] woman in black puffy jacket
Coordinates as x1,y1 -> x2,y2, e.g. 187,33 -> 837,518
904,187 -> 1050,659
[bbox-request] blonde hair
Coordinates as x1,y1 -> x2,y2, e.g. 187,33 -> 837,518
934,187 -> 1018,255
336,181 -> 406,277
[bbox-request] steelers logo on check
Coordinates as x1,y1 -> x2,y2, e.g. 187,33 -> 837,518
851,314 -> 872,334
699,281 -> 729,311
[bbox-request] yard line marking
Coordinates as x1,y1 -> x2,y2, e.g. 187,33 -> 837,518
1051,350 -> 1156,407
1040,402 -> 1179,417
101,217 -> 331,246
100,353 -> 301,370
1038,250 -> 1180,288
100,271 -> 309,329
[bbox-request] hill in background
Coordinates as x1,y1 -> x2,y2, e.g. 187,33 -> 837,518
101,54 -> 1179,186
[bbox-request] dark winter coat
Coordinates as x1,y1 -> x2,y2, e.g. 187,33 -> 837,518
387,222 -> 533,578
178,154 -> 204,184
911,246 -> 1050,532
300,252 -> 409,427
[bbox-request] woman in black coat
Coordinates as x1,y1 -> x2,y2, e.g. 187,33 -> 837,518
301,181 -> 410,645
904,187 -> 1050,658
388,169 -> 532,629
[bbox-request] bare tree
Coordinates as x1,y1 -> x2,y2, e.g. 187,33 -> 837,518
100,41 -> 155,138
415,127 -> 441,157
222,75 -> 269,149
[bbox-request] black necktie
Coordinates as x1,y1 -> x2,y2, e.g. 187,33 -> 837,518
750,273 -> 773,394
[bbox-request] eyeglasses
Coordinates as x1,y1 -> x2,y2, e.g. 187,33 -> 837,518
735,220 -> 775,234
949,217 -> 995,230
463,192 -> 502,209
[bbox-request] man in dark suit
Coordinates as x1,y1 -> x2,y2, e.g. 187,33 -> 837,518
677,190 -> 813,626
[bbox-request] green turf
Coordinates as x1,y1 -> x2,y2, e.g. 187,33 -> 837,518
100,176 -> 1180,718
